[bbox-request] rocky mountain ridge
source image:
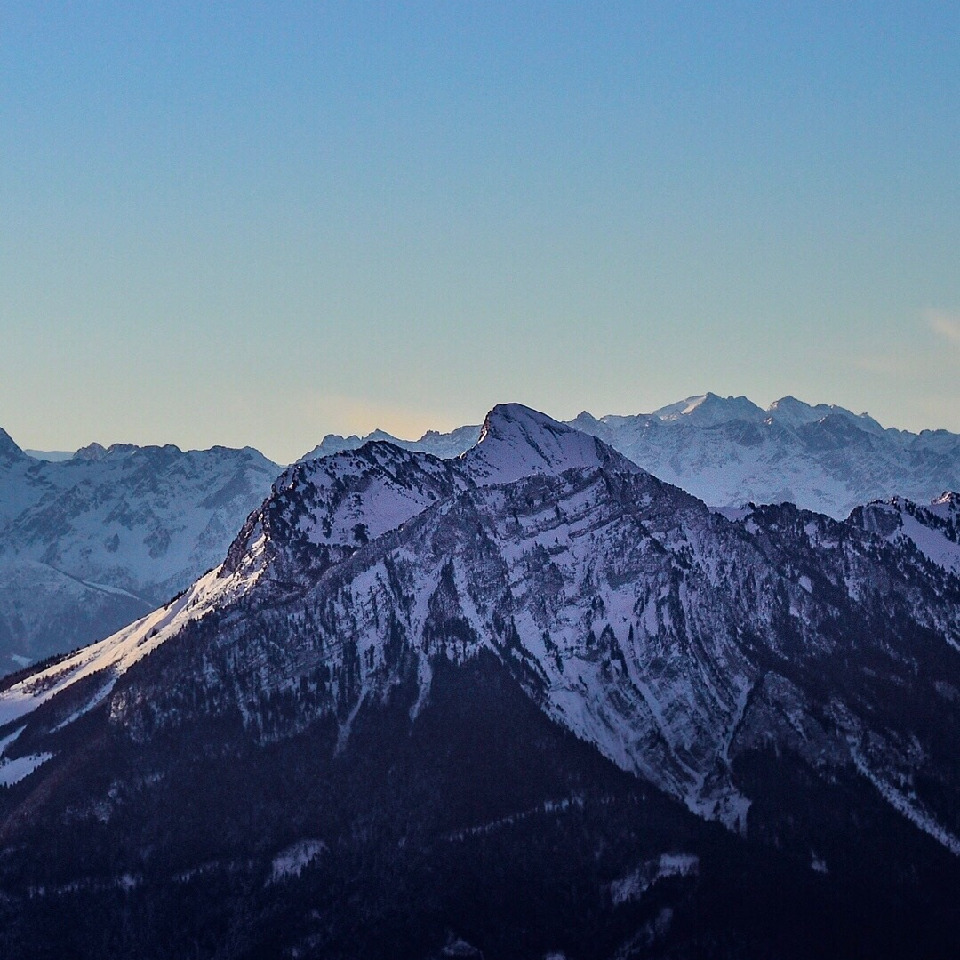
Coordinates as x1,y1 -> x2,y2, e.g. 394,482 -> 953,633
3,391 -> 958,677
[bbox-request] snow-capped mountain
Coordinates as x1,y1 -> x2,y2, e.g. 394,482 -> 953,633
459,403 -> 628,486
299,422 -> 482,463
299,393 -> 960,518
0,431 -> 280,674
570,393 -> 960,517
10,389 -> 954,680
1,405 -> 959,958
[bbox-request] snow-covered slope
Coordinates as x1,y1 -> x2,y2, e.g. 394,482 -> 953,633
0,564 -> 254,731
0,560 -> 152,672
852,491 -> 960,576
0,434 -> 280,673
222,440 -> 472,592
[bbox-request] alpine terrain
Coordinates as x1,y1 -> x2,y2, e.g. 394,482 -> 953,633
0,429 -> 280,674
306,392 -> 960,518
4,391 -> 959,678
1,406 -> 959,958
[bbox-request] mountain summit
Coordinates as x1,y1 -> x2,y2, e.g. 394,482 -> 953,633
0,428 -> 25,464
460,402 -> 634,485
649,392 -> 766,426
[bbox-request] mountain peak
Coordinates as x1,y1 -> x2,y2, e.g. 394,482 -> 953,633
765,396 -> 886,435
0,427 -> 25,462
929,491 -> 960,522
462,403 -> 634,485
652,393 -> 765,426
73,442 -> 109,461
570,410 -> 601,427
766,395 -> 815,423
478,402 -> 566,439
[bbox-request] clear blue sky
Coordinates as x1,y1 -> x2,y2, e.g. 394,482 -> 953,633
2,1 -> 958,462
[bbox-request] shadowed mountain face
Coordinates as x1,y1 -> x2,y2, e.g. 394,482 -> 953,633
1,405 -> 960,958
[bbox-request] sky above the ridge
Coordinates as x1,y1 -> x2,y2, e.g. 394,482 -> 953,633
2,1 -> 959,462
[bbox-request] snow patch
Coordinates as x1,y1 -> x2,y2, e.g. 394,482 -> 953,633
851,744 -> 960,856
0,725 -> 25,756
0,751 -> 52,786
0,562 -> 261,730
610,853 -> 700,905
268,840 -> 327,883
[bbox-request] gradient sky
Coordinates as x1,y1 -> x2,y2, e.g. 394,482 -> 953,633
2,1 -> 959,463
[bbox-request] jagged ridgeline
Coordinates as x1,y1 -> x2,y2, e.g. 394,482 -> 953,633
304,392 -> 960,518
1,406 -> 960,959
4,392 -> 960,678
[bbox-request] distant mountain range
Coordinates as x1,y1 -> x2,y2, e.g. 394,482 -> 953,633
1,404 -> 959,958
0,428 -> 280,674
301,422 -> 482,462
1,392 -> 958,676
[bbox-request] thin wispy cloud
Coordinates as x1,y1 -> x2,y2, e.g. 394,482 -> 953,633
926,309 -> 960,346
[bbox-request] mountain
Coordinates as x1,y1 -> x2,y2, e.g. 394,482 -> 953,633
297,394 -> 960,518
851,491 -> 960,576
569,393 -> 960,517
460,403 -> 624,485
300,423 -> 482,463
0,435 -> 281,674
8,388 -> 953,677
1,405 -> 959,958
